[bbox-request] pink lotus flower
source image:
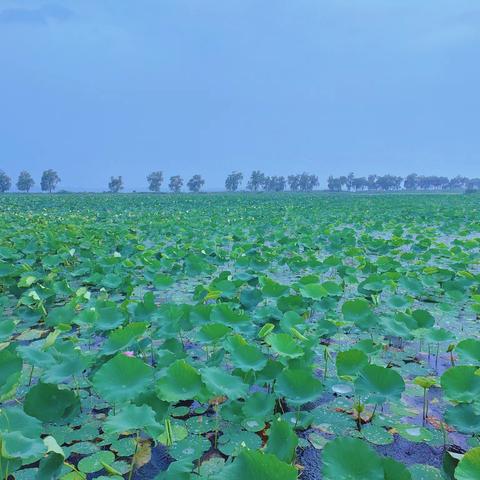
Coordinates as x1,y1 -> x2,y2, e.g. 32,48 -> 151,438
122,351 -> 135,357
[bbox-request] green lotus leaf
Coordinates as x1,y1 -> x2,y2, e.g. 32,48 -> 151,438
456,339 -> 480,365
265,417 -> 298,463
156,359 -> 203,402
395,424 -> 433,442
93,354 -> 153,404
169,435 -> 211,461
197,323 -> 232,343
382,457 -> 412,480
217,449 -> 297,480
241,391 -> 276,420
201,366 -> 248,400
299,283 -> 329,300
211,304 -> 250,327
322,437 -> 384,480
441,366 -> 480,403
342,299 -> 372,323
355,365 -> 405,403
78,450 -> 115,474
0,318 -> 15,341
455,447 -> 480,480
94,302 -> 127,331
227,335 -> 267,371
101,322 -> 147,355
0,346 -> 23,401
413,376 -> 436,390
445,404 -> 480,434
41,341 -> 92,383
336,349 -> 369,378
276,368 -> 323,405
24,383 -> 80,422
104,404 -> 160,435
425,327 -> 453,343
342,299 -> 377,330
260,276 -> 290,297
265,333 -> 304,358
0,431 -> 46,460
411,309 -> 435,329
217,430 -> 262,457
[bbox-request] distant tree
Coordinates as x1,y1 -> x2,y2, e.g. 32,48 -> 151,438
147,171 -> 163,192
169,175 -> 183,193
264,176 -> 286,192
288,174 -> 301,191
345,172 -> 355,191
352,177 -> 368,191
187,174 -> 205,193
225,172 -> 243,192
41,169 -> 61,193
247,171 -> 266,191
404,173 -> 418,190
298,173 -> 319,192
449,176 -> 468,190
466,178 -> 480,190
108,176 -> 123,193
0,170 -> 11,193
16,171 -> 35,192
375,174 -> 403,191
327,176 -> 342,192
367,175 -> 378,191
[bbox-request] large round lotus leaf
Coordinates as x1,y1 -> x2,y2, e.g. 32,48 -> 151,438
197,323 -> 231,343
242,392 -> 276,420
94,302 -> 127,331
156,359 -> 203,402
78,450 -> 115,474
265,417 -> 298,463
382,457 -> 412,480
265,333 -> 304,358
445,404 -> 480,434
211,304 -> 249,326
322,437 -> 384,480
227,335 -> 267,371
441,366 -> 480,403
355,365 -> 405,403
455,447 -> 480,480
218,449 -> 297,480
217,430 -> 261,457
93,354 -> 153,404
342,299 -> 372,323
276,368 -> 323,405
169,435 -> 211,461
426,327 -> 453,343
201,366 -> 248,400
260,276 -> 289,298
411,309 -> 435,329
299,283 -> 329,300
0,431 -> 46,460
104,404 -> 160,435
336,349 -> 369,378
101,322 -> 147,355
0,347 -> 23,401
456,339 -> 480,365
24,383 -> 80,422
361,424 -> 394,446
395,424 -> 433,443
0,407 -> 42,439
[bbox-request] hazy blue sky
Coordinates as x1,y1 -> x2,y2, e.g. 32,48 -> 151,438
1,1 -> 479,191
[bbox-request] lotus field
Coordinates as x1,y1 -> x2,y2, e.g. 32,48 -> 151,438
2,192 -> 480,480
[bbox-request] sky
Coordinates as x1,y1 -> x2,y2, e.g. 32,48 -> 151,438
0,0 -> 479,191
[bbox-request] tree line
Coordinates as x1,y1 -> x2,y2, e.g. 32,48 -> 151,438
0,169 -> 478,193
327,173 -> 480,192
